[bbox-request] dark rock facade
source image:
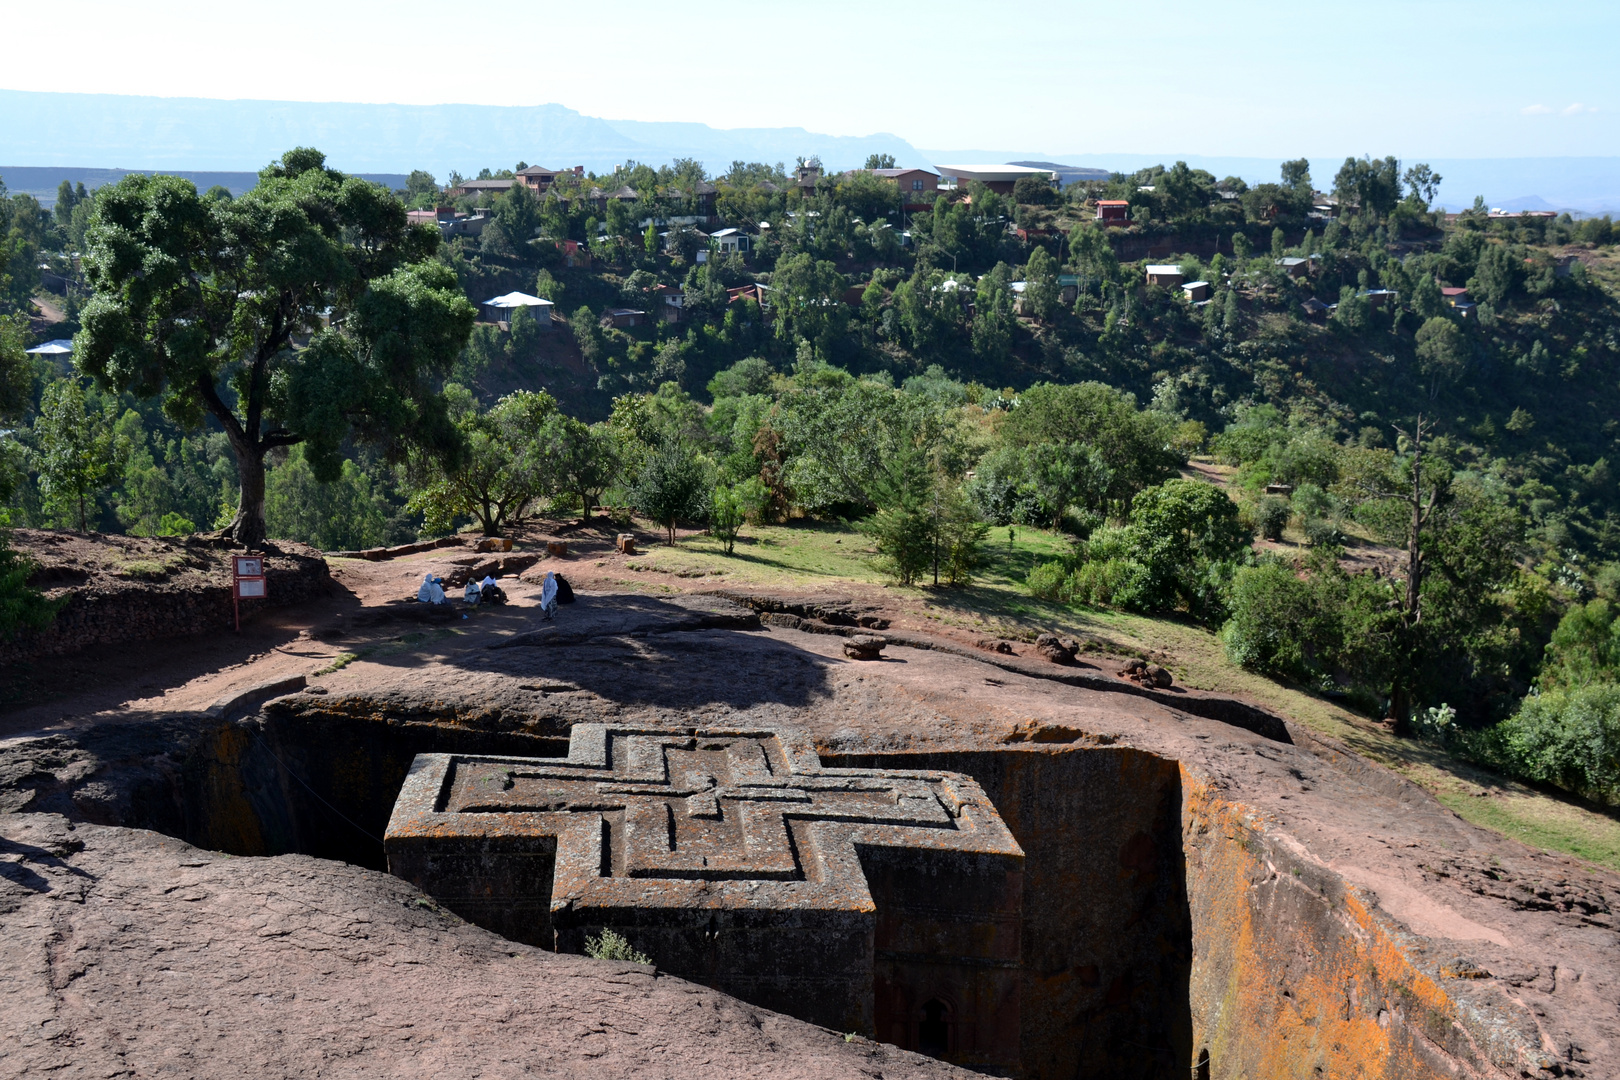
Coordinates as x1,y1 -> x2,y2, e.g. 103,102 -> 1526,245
385,724 -> 1026,1072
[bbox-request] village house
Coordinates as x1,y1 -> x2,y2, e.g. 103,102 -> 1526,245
515,166 -> 558,192
1145,264 -> 1184,287
659,228 -> 710,262
712,227 -> 751,255
728,283 -> 771,309
1300,297 -> 1331,320
589,185 -> 639,214
1441,286 -> 1477,317
653,284 -> 684,323
1183,281 -> 1212,303
558,238 -> 591,269
934,164 -> 1055,195
480,291 -> 554,328
842,165 -> 946,208
406,206 -> 454,227
410,206 -> 491,239
670,180 -> 718,218
1275,257 -> 1309,278
450,177 -> 519,198
1095,199 -> 1130,225
601,308 -> 645,329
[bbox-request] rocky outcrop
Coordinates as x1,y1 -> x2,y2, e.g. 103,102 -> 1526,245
843,634 -> 887,660
2,592 -> 1614,1079
0,813 -> 971,1079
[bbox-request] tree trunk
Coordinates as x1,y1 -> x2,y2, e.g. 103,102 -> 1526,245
1391,418 -> 1428,738
228,447 -> 268,549
1389,686 -> 1413,737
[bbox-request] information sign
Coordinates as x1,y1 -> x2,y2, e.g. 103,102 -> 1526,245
232,555 -> 267,630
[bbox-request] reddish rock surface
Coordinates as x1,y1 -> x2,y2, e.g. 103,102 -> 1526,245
1,537 -> 1617,1078
0,812 -> 969,1079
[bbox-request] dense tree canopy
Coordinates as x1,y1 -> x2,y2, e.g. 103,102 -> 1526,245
76,148 -> 475,546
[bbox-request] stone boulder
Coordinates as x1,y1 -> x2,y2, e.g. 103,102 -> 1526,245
1035,633 -> 1078,665
843,634 -> 887,661
546,541 -> 570,557
616,534 -> 637,555
1117,659 -> 1173,688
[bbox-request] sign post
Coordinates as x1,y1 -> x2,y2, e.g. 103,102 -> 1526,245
232,555 -> 266,632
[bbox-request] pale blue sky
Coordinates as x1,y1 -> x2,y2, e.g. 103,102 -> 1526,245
11,0 -> 1617,159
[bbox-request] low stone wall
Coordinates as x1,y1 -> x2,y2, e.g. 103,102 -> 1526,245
2,541 -> 331,665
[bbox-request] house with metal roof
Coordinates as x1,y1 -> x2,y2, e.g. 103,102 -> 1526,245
480,292 -> 554,326
712,227 -> 751,255
934,164 -> 1056,194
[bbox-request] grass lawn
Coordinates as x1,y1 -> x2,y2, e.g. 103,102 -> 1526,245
634,516 -> 1620,873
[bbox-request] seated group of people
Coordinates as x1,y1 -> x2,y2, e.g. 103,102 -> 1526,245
417,570 -> 571,618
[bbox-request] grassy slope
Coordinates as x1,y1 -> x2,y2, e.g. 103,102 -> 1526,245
634,518 -> 1620,873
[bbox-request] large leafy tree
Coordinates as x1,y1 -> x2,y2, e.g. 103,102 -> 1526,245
998,382 -> 1182,510
545,416 -> 620,522
631,441 -> 710,545
408,386 -> 558,537
76,148 -> 475,548
1332,155 -> 1403,218
32,379 -> 127,532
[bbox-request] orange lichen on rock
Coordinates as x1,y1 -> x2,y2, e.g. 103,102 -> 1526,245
1183,768 -> 1517,1079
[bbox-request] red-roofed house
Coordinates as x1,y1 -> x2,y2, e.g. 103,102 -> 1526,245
1095,199 -> 1130,225
727,283 -> 772,308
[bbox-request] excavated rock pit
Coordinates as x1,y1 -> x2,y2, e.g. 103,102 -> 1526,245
2,592 -> 1616,1079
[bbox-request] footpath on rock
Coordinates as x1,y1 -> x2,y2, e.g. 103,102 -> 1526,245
1,522 -> 1616,1078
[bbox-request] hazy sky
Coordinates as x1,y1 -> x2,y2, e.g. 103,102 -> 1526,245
15,0 -> 1618,158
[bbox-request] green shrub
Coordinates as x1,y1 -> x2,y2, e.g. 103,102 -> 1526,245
1252,496 -> 1289,541
709,480 -> 752,555
864,503 -> 935,585
584,928 -> 652,965
631,442 -> 712,545
1026,560 -> 1070,600
0,531 -> 61,642
155,512 -> 196,537
1221,562 -> 1323,681
939,492 -> 990,587
1536,599 -> 1620,690
1487,685 -> 1620,805
1067,557 -> 1140,607
1303,517 -> 1344,547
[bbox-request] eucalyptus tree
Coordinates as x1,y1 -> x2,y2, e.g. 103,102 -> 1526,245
77,148 -> 476,547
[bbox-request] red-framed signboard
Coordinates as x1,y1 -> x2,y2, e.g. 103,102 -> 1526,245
233,555 -> 266,631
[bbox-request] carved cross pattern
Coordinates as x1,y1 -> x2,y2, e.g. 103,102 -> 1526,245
442,731 -> 963,881
388,725 -> 1020,918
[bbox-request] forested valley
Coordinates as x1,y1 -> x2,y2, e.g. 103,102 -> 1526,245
4,148 -> 1620,811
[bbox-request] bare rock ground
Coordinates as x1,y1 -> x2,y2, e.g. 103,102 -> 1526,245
2,534 -> 1618,1077
0,812 -> 966,1080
